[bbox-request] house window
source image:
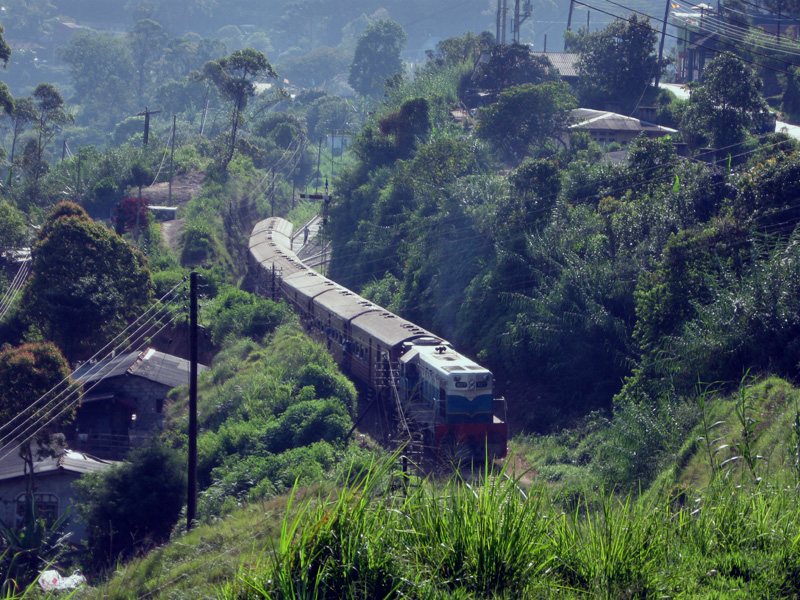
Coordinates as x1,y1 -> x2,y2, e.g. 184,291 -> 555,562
16,493 -> 59,527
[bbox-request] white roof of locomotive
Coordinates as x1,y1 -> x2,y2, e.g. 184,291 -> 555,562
405,343 -> 490,378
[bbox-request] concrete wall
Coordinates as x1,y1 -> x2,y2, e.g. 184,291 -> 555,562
0,472 -> 90,542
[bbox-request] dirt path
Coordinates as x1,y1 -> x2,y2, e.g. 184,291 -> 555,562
138,171 -> 205,253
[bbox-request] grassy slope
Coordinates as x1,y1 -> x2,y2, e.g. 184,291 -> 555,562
70,377 -> 800,600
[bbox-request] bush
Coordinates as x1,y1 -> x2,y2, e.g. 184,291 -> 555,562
204,286 -> 290,345
73,442 -> 186,568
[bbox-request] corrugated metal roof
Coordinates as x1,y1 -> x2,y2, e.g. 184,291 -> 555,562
72,349 -> 207,389
570,109 -> 678,134
0,447 -> 115,482
530,52 -> 580,78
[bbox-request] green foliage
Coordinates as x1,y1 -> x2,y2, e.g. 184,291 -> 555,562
471,42 -> 557,92
202,48 -> 277,168
73,442 -> 187,567
348,19 -> 406,98
181,325 -> 355,520
0,342 -> 76,428
0,497 -> 72,595
476,81 -> 576,158
680,54 -> 770,149
20,203 -> 154,360
203,286 -> 290,344
0,200 -> 27,259
570,14 -> 660,112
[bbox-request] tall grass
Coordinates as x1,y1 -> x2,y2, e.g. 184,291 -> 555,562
217,454 -> 800,600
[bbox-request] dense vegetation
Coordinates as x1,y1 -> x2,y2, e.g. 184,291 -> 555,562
2,0 -> 800,596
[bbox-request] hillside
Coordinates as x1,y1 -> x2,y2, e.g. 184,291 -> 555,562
71,377 -> 800,600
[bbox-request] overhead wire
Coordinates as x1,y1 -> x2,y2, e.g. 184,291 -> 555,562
0,279 -> 188,455
574,0 -> 800,76
0,257 -> 31,323
0,307 -> 183,463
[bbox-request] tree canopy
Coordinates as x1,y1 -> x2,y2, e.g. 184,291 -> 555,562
348,19 -> 406,98
570,14 -> 660,112
203,48 -> 277,167
0,342 -> 76,433
20,203 -> 154,361
471,43 -> 557,92
476,81 -> 576,158
681,54 -> 770,149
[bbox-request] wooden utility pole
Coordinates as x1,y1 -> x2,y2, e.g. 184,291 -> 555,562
315,137 -> 323,194
497,0 -> 502,42
512,0 -> 532,44
168,115 -> 176,204
136,107 -> 162,147
502,0 -> 508,44
187,272 -> 198,531
656,0 -> 671,87
565,0 -> 575,50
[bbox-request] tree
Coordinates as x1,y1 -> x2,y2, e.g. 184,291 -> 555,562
570,14 -> 661,112
680,54 -> 770,149
58,32 -> 136,129
0,200 -> 26,261
0,343 -> 75,430
278,46 -> 351,89
471,43 -> 557,92
20,203 -> 154,361
129,19 -> 168,105
348,19 -> 406,98
5,97 -> 35,189
28,84 -> 73,206
202,48 -> 277,168
73,442 -> 186,566
0,342 -> 79,544
0,22 -> 10,67
428,31 -> 495,67
476,82 -> 576,158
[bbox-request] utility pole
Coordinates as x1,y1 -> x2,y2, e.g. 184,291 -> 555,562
512,0 -> 532,44
62,139 -> 67,161
565,0 -> 575,50
656,0 -> 671,87
270,165 -> 275,217
136,107 -> 162,147
502,0 -> 508,44
315,137 -> 323,194
168,115 -> 176,204
187,271 -> 198,532
496,0 -> 502,42
76,148 -> 82,203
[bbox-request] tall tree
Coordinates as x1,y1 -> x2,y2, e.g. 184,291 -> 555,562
6,97 -> 35,189
20,203 -> 154,361
680,54 -> 770,149
58,32 -> 136,129
569,14 -> 660,112
129,19 -> 168,105
471,43 -> 557,92
0,342 -> 76,433
348,19 -> 406,98
27,84 -> 72,206
202,48 -> 277,169
0,22 -> 11,67
476,81 -> 576,159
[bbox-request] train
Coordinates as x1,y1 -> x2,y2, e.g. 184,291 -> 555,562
248,216 -> 508,458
